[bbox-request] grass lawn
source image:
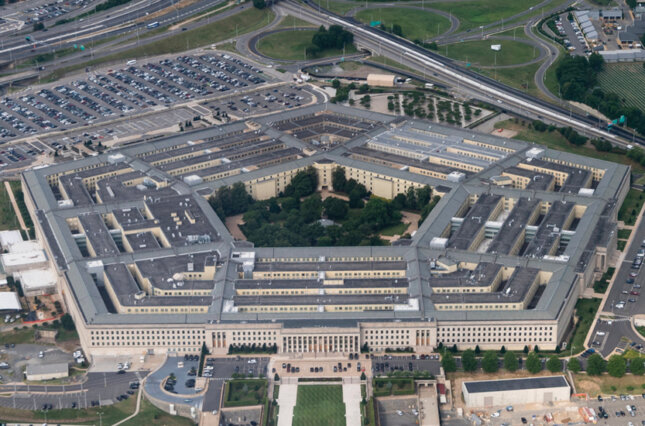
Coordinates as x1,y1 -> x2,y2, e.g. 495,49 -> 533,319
276,15 -> 317,29
120,397 -> 194,426
597,62 -> 645,112
0,326 -> 79,345
617,240 -> 627,251
257,30 -> 356,61
292,385 -> 345,426
618,229 -> 632,240
224,379 -> 267,407
573,373 -> 645,396
441,39 -> 538,67
618,189 -> 645,226
568,298 -> 601,355
593,267 -> 614,294
0,184 -> 20,231
430,0 -> 543,32
309,0 -> 356,15
379,222 -> 409,236
491,26 -> 530,40
372,378 -> 415,397
44,7 -> 273,82
369,55 -> 423,78
637,326 -> 645,338
494,119 -> 645,174
0,395 -> 136,424
355,8 -> 451,41
474,61 -> 543,98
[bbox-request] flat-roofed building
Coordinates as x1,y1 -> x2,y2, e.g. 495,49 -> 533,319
462,376 -> 570,407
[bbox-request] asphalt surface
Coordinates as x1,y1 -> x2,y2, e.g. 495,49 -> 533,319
0,371 -> 144,410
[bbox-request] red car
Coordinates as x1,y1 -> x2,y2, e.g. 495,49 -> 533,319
630,291 -> 640,296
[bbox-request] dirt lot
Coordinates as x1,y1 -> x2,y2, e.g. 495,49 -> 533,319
573,373 -> 645,396
225,213 -> 246,241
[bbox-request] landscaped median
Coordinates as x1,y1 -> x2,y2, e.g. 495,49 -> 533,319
372,377 -> 415,397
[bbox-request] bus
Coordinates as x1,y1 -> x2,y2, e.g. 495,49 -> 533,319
147,21 -> 159,29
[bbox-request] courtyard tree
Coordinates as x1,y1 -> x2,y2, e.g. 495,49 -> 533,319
503,351 -> 518,372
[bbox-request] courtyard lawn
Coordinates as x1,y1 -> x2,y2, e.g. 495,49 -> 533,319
355,8 -> 451,41
379,222 -> 409,236
573,373 -> 645,396
224,379 -> 267,407
292,385 -> 345,426
441,39 -> 538,67
429,0 -> 543,32
257,30 -> 356,61
618,189 -> 645,226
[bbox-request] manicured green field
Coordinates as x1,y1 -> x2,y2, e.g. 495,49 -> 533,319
430,0 -> 543,32
120,398 -> 194,426
597,62 -> 645,111
442,39 -> 538,66
293,385 -> 346,426
355,8 -> 451,41
257,30 -> 356,61
379,222 -> 409,236
224,379 -> 267,407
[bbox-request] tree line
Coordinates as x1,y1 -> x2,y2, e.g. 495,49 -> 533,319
440,344 -> 645,377
306,25 -> 354,58
555,54 -> 645,136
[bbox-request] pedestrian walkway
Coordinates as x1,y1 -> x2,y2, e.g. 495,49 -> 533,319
277,383 -> 298,426
342,383 -> 362,426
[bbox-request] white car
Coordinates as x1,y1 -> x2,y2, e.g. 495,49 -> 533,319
396,410 -> 403,416
491,411 -> 500,418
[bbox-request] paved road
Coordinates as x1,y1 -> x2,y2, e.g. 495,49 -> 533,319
0,371 -> 144,410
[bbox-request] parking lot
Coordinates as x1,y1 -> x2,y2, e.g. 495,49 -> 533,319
377,397 -> 419,426
558,13 -> 590,56
0,343 -> 74,383
203,85 -> 316,120
372,354 -> 441,377
0,371 -> 144,410
0,53 -> 272,144
0,0 -> 96,33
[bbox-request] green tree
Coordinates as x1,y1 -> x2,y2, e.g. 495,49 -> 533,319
441,352 -> 457,372
482,351 -> 499,373
461,349 -> 477,372
60,313 -> 75,331
607,354 -> 626,378
252,0 -> 266,8
323,197 -> 349,220
33,22 -> 45,31
331,167 -> 347,192
523,345 -> 529,354
504,351 -> 518,372
474,345 -> 481,355
300,194 -> 323,223
526,352 -> 542,374
332,79 -> 341,89
546,355 -> 562,373
586,354 -> 606,376
588,52 -> 604,72
629,357 -> 644,375
567,357 -> 581,373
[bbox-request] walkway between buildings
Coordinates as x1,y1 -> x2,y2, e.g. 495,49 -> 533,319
342,382 -> 362,426
277,383 -> 298,426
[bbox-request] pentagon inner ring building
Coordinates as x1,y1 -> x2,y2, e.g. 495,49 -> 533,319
21,104 -> 629,357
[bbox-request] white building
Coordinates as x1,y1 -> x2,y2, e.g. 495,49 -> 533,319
462,376 -> 570,407
17,268 -> 57,296
0,230 -> 23,251
0,292 -> 22,312
1,250 -> 48,274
